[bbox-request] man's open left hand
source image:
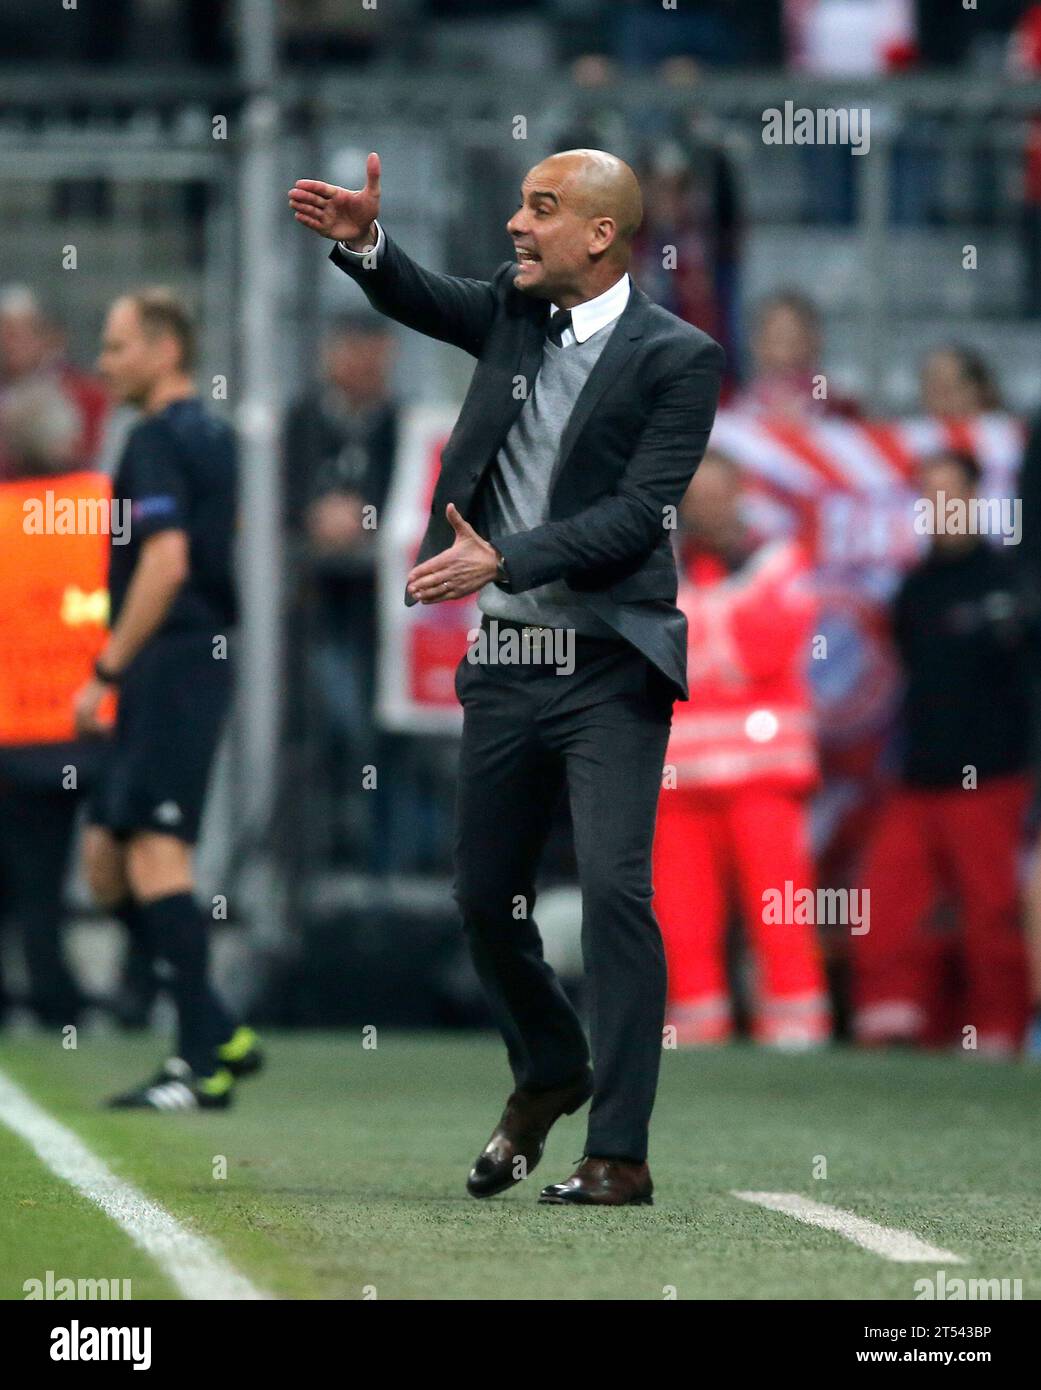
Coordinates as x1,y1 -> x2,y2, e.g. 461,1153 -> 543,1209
407,503 -> 499,603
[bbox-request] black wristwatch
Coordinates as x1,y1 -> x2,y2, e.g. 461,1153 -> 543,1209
495,550 -> 511,590
94,659 -> 123,686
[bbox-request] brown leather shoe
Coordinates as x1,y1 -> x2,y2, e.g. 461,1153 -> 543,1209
466,1071 -> 594,1199
538,1156 -> 654,1206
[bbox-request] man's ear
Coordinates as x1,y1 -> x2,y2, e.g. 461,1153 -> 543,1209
590,217 -> 617,255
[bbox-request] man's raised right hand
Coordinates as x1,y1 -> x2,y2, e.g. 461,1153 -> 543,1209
288,152 -> 381,249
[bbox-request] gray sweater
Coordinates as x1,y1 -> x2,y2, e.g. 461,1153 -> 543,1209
477,322 -> 624,636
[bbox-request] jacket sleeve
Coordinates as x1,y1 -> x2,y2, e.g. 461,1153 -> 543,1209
492,336 -> 725,593
329,227 -> 498,358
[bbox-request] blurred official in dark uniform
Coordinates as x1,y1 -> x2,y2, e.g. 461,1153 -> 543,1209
76,289 -> 262,1110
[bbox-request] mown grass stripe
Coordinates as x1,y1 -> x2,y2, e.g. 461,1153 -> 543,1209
0,1068 -> 270,1300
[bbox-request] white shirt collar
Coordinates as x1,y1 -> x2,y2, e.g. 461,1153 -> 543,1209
550,274 -> 630,345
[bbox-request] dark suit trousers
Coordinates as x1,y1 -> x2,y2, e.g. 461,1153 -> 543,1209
453,625 -> 674,1163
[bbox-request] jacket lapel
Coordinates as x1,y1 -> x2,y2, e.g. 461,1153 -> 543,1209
449,305 -> 546,484
554,287 -> 649,478
453,286 -> 648,496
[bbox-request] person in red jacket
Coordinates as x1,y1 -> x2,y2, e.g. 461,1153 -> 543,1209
654,449 -> 831,1047
850,449 -> 1034,1055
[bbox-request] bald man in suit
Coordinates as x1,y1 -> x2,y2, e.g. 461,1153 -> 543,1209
291,149 -> 724,1204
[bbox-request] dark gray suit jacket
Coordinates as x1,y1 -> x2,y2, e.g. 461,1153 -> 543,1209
330,231 -> 724,701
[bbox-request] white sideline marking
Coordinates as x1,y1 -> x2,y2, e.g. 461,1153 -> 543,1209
0,1068 -> 270,1299
732,1191 -> 966,1265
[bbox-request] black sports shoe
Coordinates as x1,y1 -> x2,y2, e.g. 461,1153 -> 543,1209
106,1058 -> 234,1111
216,1026 -> 265,1080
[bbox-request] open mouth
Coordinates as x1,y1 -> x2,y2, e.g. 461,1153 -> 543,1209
515,249 -> 540,266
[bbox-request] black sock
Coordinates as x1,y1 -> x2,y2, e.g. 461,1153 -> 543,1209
112,898 -> 158,1003
137,892 -> 236,1078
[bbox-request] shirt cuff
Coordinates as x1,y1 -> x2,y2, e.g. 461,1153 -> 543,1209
337,221 -> 383,258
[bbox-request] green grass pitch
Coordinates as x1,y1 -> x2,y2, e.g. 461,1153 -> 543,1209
1,1032 -> 1039,1300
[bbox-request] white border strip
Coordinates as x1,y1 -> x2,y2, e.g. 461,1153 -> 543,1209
732,1191 -> 965,1265
0,1068 -> 270,1300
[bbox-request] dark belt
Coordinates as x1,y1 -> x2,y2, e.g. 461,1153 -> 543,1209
478,613 -> 626,648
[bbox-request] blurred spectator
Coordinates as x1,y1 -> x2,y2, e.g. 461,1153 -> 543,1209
283,0 -> 387,66
284,315 -> 398,860
1027,835 -> 1041,1055
0,379 -> 78,478
851,449 -> 1035,1054
919,344 -> 1003,419
0,381 -> 110,1026
0,0 -> 233,66
785,0 -> 916,75
654,450 -> 830,1048
547,55 -> 641,178
783,0 -> 916,223
606,0 -> 783,70
0,287 -> 109,477
783,2 -> 1026,227
918,0 -> 1027,69
1016,407 -> 1041,609
1018,408 -> 1041,1054
1009,5 -> 1041,315
630,132 -> 741,374
549,62 -> 742,364
730,291 -> 859,419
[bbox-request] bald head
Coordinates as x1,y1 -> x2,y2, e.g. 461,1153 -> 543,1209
507,148 -> 643,307
538,149 -> 643,246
